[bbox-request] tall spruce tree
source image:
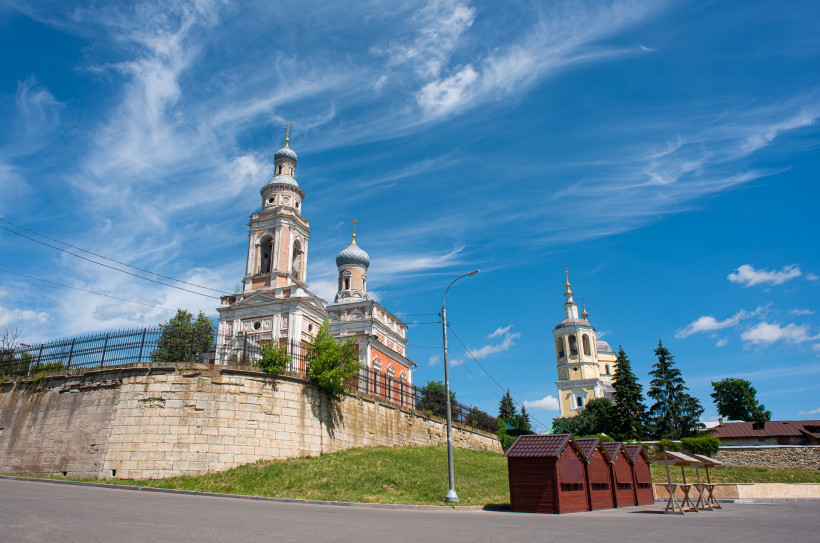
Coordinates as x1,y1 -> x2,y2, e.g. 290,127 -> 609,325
514,405 -> 532,433
498,389 -> 516,424
646,340 -> 704,439
611,346 -> 648,441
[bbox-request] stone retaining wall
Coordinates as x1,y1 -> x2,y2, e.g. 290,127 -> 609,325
0,364 -> 500,479
715,446 -> 820,470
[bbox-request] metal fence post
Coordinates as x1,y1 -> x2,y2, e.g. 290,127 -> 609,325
99,333 -> 109,367
66,338 -> 76,369
137,328 -> 147,363
241,334 -> 247,365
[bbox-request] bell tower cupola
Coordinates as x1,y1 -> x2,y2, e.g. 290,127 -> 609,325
334,220 -> 370,302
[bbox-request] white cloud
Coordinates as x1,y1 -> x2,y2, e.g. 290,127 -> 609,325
728,264 -> 802,287
0,288 -> 51,328
489,324 -> 513,338
791,308 -> 815,316
798,407 -> 820,415
741,322 -> 817,346
416,64 -> 479,117
675,307 -> 763,338
523,395 -> 560,411
450,357 -> 464,366
808,273 -> 819,281
427,355 -> 440,367
716,337 -> 729,347
470,329 -> 521,359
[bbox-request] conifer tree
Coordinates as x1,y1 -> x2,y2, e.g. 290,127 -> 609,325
514,405 -> 532,433
646,340 -> 704,439
498,389 -> 516,424
611,346 -> 648,441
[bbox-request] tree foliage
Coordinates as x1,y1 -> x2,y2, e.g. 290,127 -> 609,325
305,320 -> 360,401
513,405 -> 532,433
646,340 -> 704,439
498,389 -> 516,422
417,379 -> 457,418
552,398 -> 617,436
710,377 -> 772,422
151,310 -> 215,364
611,346 -> 648,441
497,419 -> 517,451
258,341 -> 291,375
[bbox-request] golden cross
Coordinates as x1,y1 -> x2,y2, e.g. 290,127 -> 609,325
283,124 -> 293,143
351,219 -> 358,237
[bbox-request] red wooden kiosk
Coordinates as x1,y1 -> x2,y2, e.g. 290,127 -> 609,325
505,434 -> 589,514
624,444 -> 655,505
574,438 -> 615,511
602,441 -> 637,507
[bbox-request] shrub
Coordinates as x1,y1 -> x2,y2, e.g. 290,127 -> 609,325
257,342 -> 291,375
657,439 -> 681,452
681,435 -> 721,457
305,321 -> 360,401
497,419 -> 517,451
578,433 -> 614,442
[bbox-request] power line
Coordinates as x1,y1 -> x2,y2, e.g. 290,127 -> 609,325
0,218 -> 228,294
0,267 -> 177,312
447,322 -> 550,433
0,225 -> 222,299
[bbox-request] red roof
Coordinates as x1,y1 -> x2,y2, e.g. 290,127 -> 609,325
505,434 -> 572,458
573,438 -> 602,460
623,444 -> 649,463
710,420 -> 820,439
601,441 -> 625,460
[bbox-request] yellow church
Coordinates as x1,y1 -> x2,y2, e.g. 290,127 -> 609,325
554,269 -> 618,417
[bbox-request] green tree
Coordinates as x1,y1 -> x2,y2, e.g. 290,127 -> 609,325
611,346 -> 648,441
551,398 -> 616,436
513,405 -> 532,433
150,310 -> 215,363
498,389 -> 516,422
305,320 -> 360,401
258,341 -> 291,375
647,340 -> 704,439
710,377 -> 772,422
417,379 -> 456,418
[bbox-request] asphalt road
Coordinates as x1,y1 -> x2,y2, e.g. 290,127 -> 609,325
2,478 -> 818,542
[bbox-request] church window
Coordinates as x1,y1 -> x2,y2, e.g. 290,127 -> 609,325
292,240 -> 303,277
605,364 -> 610,375
278,164 -> 283,175
253,321 -> 261,331
295,201 -> 300,209
387,367 -> 395,401
268,197 -> 275,205
373,359 -> 381,396
577,396 -> 584,408
556,337 -> 565,359
259,235 -> 273,274
568,335 -> 578,356
582,335 -> 591,356
344,277 -> 350,290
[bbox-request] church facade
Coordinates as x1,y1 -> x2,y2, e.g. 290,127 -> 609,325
553,270 -> 617,417
215,133 -> 415,394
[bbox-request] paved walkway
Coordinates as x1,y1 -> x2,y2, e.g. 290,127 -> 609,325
2,478 -> 818,542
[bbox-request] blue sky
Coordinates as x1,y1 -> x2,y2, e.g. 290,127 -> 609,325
1,0 -> 819,429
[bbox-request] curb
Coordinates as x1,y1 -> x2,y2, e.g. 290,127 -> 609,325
0,475 -> 488,511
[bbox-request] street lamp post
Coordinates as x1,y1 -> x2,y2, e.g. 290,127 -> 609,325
441,269 -> 479,504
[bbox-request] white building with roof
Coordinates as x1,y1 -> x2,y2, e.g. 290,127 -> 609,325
553,269 -> 618,417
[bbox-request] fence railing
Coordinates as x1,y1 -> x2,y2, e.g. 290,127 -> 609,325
0,327 -> 498,434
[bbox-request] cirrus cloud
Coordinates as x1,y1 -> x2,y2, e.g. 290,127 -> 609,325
728,264 -> 802,287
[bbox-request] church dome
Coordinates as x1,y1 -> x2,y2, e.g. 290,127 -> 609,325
267,174 -> 300,189
274,145 -> 297,162
336,239 -> 370,269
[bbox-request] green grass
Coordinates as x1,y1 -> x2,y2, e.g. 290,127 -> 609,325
650,464 -> 820,484
8,446 -> 820,505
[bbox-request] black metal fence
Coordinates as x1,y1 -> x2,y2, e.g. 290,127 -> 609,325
0,327 -> 498,434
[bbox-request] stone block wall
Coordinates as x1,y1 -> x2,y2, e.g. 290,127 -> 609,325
0,364 -> 500,479
715,446 -> 820,470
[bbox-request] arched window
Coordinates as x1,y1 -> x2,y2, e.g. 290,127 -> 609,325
387,366 -> 395,401
400,372 -> 407,406
291,240 -> 303,277
568,335 -> 578,356
278,164 -> 283,175
556,337 -> 565,359
259,235 -> 273,274
605,364 -> 610,375
372,358 -> 381,396
577,395 -> 584,408
582,334 -> 591,356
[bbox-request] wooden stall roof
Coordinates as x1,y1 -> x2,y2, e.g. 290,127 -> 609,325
623,444 -> 649,463
692,454 -> 723,467
651,451 -> 699,465
573,438 -> 612,462
711,420 -> 820,440
602,442 -> 627,462
505,434 -> 572,458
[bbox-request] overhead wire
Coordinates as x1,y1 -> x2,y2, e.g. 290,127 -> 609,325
0,218 -> 229,295
0,268 -> 178,312
0,224 -> 222,299
447,322 -> 550,432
